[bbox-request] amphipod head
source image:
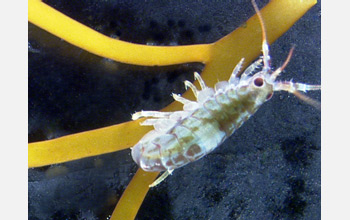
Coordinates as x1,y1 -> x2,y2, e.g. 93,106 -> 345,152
243,65 -> 275,106
248,0 -> 320,109
242,44 -> 295,107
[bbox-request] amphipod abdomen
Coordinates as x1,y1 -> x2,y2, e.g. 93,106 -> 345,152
131,84 -> 266,172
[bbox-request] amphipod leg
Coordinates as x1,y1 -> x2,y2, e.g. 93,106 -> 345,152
240,58 -> 262,81
194,72 -> 207,90
184,80 -> 199,98
229,58 -> 245,84
172,93 -> 193,105
132,111 -> 173,120
139,118 -> 160,126
149,169 -> 174,187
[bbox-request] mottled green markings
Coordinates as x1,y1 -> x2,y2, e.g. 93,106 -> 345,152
146,87 -> 259,170
185,144 -> 202,160
203,91 -> 257,137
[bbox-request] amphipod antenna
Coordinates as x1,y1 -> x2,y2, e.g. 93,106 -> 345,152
251,0 -> 270,73
252,0 -> 321,109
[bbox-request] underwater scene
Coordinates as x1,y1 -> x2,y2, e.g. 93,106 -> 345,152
28,0 -> 320,219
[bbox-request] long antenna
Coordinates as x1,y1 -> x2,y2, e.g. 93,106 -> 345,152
270,46 -> 295,81
251,0 -> 271,72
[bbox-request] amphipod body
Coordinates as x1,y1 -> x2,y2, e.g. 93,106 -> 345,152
131,0 -> 321,187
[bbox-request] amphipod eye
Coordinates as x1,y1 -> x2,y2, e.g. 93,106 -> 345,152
253,77 -> 264,87
266,92 -> 273,100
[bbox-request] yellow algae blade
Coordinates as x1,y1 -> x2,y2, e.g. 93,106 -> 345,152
28,120 -> 151,168
28,0 -> 210,66
110,168 -> 159,220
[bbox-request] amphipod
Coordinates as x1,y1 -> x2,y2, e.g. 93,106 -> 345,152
131,0 -> 321,187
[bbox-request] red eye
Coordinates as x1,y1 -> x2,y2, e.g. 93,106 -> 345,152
254,77 -> 264,87
266,92 -> 273,100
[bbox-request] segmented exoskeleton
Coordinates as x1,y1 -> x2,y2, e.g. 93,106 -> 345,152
131,0 -> 321,187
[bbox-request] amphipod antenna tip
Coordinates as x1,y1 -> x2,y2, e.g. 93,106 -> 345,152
251,0 -> 270,72
252,0 -> 266,44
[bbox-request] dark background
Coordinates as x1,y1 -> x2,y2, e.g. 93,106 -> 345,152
28,0 -> 321,219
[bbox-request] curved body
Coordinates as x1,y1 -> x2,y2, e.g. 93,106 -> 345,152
131,77 -> 269,172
